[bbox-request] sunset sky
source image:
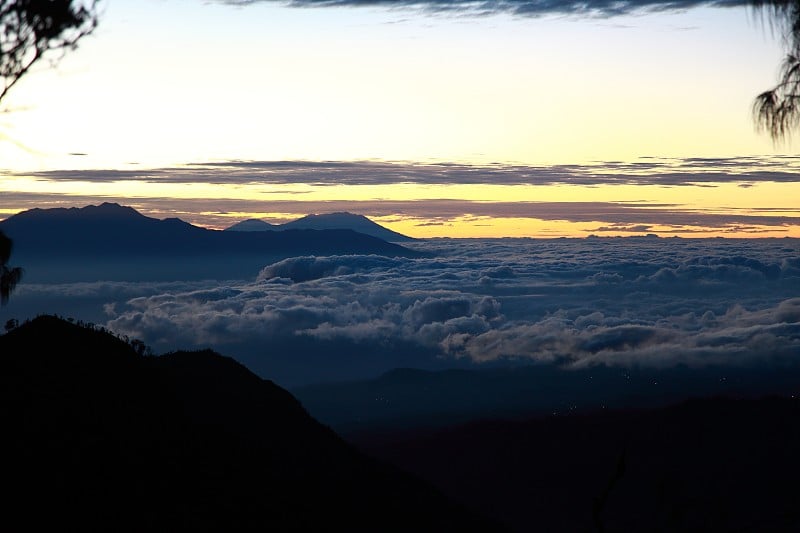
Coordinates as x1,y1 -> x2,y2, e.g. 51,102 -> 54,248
1,0 -> 799,237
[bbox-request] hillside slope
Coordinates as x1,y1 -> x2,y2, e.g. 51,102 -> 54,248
354,395 -> 800,532
0,316 -> 499,531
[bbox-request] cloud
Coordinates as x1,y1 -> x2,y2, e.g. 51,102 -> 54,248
12,157 -> 800,187
257,255 -> 409,282
2,193 -> 798,233
219,0 -> 748,18
450,302 -> 800,368
77,237 -> 799,385
592,224 -> 654,233
5,238 -> 797,386
4,157 -> 799,233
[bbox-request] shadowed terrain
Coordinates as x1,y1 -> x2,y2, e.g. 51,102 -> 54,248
294,364 -> 800,434
353,395 -> 800,532
0,316 -> 499,531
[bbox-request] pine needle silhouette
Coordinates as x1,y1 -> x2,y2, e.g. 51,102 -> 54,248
752,0 -> 800,140
0,229 -> 22,305
0,0 -> 99,106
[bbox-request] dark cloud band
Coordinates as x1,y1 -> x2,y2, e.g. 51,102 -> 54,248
2,193 -> 798,232
222,0 -> 748,18
9,156 -> 800,187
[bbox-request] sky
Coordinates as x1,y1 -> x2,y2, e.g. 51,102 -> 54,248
1,0 -> 799,237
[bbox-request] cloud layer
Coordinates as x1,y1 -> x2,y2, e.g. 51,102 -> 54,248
87,237 -> 800,384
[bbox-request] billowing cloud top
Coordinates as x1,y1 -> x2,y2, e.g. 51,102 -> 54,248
221,0 -> 747,17
57,236 -> 797,385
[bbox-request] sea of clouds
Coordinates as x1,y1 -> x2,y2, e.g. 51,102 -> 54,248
4,237 -> 799,385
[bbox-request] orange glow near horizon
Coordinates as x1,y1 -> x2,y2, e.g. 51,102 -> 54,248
2,169 -> 797,238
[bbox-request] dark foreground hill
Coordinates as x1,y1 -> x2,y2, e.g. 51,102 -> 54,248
353,396 -> 800,532
0,203 -> 423,282
0,316 -> 499,532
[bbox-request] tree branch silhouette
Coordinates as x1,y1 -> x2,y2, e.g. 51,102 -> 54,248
0,229 -> 22,306
752,0 -> 800,140
0,0 -> 99,106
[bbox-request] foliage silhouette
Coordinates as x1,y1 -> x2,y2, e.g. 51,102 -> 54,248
752,0 -> 800,140
0,229 -> 22,305
0,0 -> 98,105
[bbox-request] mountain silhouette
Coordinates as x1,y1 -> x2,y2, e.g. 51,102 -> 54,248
225,212 -> 413,242
295,363 -> 800,434
0,315 -> 500,531
224,218 -> 278,231
0,203 -> 424,282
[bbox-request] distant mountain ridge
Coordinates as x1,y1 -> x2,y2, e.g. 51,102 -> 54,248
226,218 -> 278,231
294,363 -> 800,434
226,212 -> 413,242
0,203 -> 425,282
0,315 -> 499,531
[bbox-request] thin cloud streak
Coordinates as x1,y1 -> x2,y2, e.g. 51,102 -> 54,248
10,157 -> 800,187
220,0 -> 748,18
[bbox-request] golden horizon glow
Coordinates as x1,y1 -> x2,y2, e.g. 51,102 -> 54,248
2,169 -> 798,237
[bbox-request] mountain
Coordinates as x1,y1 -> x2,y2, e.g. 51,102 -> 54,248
225,212 -> 413,242
0,316 -> 500,531
354,396 -> 800,532
282,213 -> 414,242
294,363 -> 800,435
225,218 -> 277,231
0,203 -> 425,282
